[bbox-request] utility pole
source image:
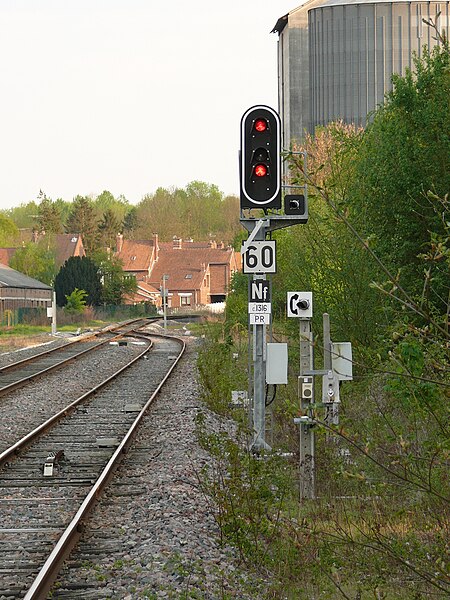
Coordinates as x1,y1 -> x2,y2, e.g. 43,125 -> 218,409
162,275 -> 168,331
51,291 -> 57,336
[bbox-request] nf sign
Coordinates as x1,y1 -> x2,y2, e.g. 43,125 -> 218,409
249,280 -> 270,303
242,241 -> 276,274
287,291 -> 313,318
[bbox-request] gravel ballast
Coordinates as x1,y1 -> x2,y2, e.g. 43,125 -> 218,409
0,339 -> 148,453
51,336 -> 265,599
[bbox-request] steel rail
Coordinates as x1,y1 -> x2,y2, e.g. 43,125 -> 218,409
0,334 -> 152,468
0,319 -> 153,398
0,317 -> 146,374
23,333 -> 185,600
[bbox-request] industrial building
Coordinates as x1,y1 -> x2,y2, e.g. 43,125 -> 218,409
0,264 -> 52,325
273,0 -> 449,148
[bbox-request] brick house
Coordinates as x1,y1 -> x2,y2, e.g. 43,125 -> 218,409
0,233 -> 85,270
0,248 -> 17,266
54,233 -> 86,267
116,234 -> 240,309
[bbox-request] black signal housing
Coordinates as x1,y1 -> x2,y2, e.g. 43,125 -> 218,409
240,105 -> 281,210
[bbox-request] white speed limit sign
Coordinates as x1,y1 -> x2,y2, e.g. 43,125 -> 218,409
242,241 -> 276,274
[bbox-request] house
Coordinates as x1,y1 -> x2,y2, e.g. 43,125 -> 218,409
54,233 -> 86,267
115,234 -> 157,281
0,263 -> 52,323
0,248 -> 17,266
116,234 -> 240,310
123,280 -> 161,306
0,232 -> 85,270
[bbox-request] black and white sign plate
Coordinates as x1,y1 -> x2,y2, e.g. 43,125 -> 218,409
242,241 -> 276,274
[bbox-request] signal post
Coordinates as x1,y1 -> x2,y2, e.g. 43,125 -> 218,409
240,105 -> 308,453
289,292 -> 315,499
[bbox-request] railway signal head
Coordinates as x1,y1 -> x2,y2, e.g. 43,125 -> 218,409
240,105 -> 281,210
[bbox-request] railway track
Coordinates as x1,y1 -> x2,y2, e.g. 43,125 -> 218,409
0,318 -> 151,398
0,331 -> 185,599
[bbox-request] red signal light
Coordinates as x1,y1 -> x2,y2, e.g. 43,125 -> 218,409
254,164 -> 268,177
254,118 -> 267,133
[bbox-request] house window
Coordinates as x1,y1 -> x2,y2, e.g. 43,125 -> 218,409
180,296 -> 191,306
185,274 -> 192,279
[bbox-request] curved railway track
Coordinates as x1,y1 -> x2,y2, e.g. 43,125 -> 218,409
0,318 -> 151,397
0,331 -> 185,599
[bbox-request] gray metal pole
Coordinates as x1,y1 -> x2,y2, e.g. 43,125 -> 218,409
299,318 -> 314,499
253,315 -> 266,450
162,276 -> 167,331
51,291 -> 57,336
323,313 -> 331,370
251,227 -> 270,452
247,279 -> 253,434
323,312 -> 339,425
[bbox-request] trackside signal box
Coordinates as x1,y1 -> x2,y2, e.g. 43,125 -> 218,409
266,343 -> 288,384
240,105 -> 281,210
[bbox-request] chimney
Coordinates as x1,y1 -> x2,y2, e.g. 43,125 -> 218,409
153,233 -> 159,261
116,233 -> 123,253
173,236 -> 182,250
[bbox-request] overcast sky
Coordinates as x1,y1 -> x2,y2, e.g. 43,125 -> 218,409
0,1 -> 296,211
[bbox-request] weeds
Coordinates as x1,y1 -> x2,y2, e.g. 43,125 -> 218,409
195,322 -> 449,599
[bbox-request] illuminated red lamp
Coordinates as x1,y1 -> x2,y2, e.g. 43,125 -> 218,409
254,118 -> 267,133
254,164 -> 268,177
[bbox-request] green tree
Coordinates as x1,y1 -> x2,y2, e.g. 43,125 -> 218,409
35,190 -> 63,235
65,196 -> 99,254
93,250 -> 137,305
94,190 -> 129,224
64,288 -> 88,314
281,121 -> 380,348
9,241 -> 56,285
134,181 -> 240,243
350,42 -> 450,302
123,207 -> 138,237
4,201 -> 39,229
54,256 -> 102,306
0,213 -> 19,245
97,208 -> 122,249
54,197 -> 72,226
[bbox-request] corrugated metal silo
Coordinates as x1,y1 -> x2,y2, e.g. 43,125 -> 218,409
273,0 -> 449,146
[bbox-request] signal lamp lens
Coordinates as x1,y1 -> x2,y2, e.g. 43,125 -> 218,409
254,147 -> 268,162
254,164 -> 267,177
254,118 -> 267,133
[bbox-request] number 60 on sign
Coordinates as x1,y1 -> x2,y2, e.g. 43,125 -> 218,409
242,241 -> 276,274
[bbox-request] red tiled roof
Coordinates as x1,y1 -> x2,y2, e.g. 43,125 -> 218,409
55,234 -> 85,266
148,246 -> 236,292
123,280 -> 160,304
117,240 -> 155,272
